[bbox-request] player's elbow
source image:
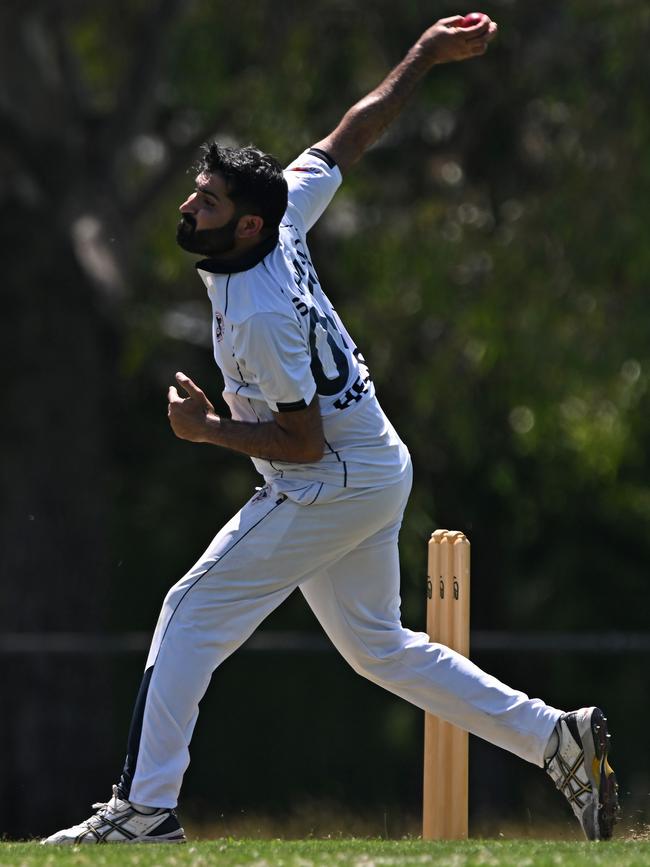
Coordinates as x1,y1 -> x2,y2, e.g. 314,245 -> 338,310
298,435 -> 325,463
275,400 -> 325,462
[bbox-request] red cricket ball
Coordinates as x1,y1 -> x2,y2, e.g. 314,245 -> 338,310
459,12 -> 488,27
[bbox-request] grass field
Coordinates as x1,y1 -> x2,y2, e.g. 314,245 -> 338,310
2,838 -> 650,867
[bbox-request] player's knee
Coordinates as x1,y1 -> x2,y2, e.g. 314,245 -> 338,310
344,637 -> 405,679
160,579 -> 189,612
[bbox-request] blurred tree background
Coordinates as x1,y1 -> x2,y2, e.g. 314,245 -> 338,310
1,0 -> 649,840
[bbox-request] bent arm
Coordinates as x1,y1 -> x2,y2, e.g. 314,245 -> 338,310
199,399 -> 324,463
167,373 -> 324,462
313,15 -> 497,173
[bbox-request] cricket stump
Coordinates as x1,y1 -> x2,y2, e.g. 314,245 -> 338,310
422,529 -> 471,840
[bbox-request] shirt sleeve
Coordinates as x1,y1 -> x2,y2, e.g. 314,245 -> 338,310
283,148 -> 342,234
234,313 -> 317,413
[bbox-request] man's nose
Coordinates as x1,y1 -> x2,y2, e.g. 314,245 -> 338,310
179,193 -> 197,213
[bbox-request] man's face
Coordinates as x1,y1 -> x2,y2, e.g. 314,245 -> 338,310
176,172 -> 240,256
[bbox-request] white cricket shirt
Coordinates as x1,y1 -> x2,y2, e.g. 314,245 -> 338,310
195,148 -> 410,503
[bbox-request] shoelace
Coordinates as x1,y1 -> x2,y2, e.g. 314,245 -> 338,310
86,785 -> 123,826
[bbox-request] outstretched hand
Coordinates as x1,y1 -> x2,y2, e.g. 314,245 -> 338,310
419,15 -> 498,65
167,372 -> 218,442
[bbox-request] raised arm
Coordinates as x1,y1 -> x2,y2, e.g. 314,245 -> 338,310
312,14 -> 497,173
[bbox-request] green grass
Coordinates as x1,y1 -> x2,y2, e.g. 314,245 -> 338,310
2,838 -> 650,867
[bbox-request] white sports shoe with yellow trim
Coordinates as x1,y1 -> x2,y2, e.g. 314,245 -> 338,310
545,706 -> 619,840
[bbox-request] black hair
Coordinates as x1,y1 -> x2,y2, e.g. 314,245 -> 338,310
197,143 -> 288,233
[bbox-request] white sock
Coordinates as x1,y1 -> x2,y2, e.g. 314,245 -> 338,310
131,802 -> 158,814
544,729 -> 559,760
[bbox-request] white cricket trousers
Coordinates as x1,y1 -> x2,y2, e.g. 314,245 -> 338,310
120,467 -> 562,808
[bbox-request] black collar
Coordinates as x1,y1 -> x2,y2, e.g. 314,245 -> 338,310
195,231 -> 279,275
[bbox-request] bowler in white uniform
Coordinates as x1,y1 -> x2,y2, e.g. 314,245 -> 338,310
44,13 -> 618,845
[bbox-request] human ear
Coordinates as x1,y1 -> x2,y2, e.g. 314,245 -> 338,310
236,214 -> 265,239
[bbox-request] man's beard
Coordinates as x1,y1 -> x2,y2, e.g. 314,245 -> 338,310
176,213 -> 239,256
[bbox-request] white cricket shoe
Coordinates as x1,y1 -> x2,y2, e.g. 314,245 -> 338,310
545,706 -> 619,840
41,785 -> 186,844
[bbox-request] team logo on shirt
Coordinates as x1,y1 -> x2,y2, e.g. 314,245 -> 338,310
290,166 -> 323,175
214,311 -> 224,342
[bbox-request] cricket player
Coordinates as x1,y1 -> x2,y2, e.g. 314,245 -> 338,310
44,13 -> 618,844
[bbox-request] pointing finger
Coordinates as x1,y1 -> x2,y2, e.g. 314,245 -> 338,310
175,371 -> 203,397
